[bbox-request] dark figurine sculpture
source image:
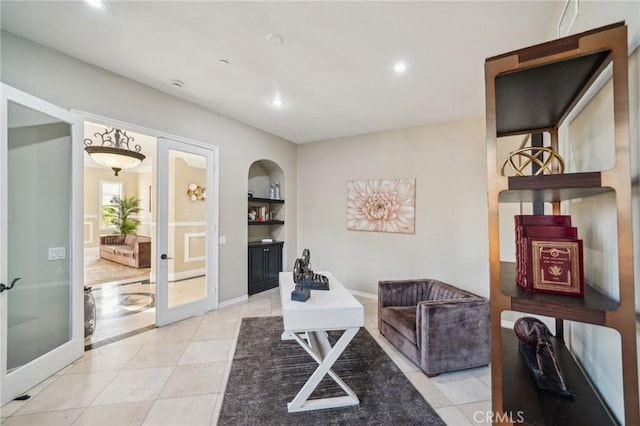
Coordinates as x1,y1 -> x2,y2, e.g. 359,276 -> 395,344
514,317 -> 574,398
290,258 -> 310,302
298,248 -> 330,291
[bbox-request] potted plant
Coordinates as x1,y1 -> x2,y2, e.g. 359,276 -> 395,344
102,195 -> 142,235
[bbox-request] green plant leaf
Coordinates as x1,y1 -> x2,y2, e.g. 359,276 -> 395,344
102,195 -> 142,235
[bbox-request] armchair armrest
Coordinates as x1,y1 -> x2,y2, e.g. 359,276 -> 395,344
135,239 -> 151,256
133,237 -> 151,268
417,296 -> 490,374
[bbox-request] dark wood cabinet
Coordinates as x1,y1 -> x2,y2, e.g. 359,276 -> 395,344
248,241 -> 283,295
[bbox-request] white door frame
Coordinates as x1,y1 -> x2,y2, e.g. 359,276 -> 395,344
0,84 -> 84,405
76,112 -> 220,326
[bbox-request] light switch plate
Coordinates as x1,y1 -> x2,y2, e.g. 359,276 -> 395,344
48,248 -> 58,260
48,247 -> 66,261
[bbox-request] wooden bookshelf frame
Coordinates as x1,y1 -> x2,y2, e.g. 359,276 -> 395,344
485,22 -> 638,425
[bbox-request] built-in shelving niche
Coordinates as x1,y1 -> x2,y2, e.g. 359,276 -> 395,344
247,159 -> 286,244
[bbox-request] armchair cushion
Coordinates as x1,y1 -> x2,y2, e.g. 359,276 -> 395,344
378,306 -> 417,345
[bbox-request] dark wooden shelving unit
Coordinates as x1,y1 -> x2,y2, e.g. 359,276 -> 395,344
501,330 -> 617,426
247,220 -> 285,226
248,196 -> 285,204
499,172 -> 610,203
500,262 -> 619,326
247,195 -> 285,295
485,22 -> 637,425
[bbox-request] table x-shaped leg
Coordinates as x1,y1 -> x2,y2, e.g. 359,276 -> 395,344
287,327 -> 360,413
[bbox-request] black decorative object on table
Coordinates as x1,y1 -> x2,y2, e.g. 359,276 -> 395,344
290,258 -> 310,302
298,248 -> 330,291
514,317 -> 574,398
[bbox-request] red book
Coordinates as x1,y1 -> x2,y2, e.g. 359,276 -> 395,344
514,215 -> 572,286
528,239 -> 584,297
519,226 -> 578,288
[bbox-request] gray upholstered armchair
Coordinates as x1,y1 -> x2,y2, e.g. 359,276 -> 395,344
378,279 -> 490,376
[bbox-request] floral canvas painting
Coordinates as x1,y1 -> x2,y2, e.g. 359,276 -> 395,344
347,178 -> 416,234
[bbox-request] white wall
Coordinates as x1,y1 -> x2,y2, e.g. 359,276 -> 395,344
548,3 -> 640,422
561,46 -> 639,423
296,116 -> 489,297
1,31 -> 299,303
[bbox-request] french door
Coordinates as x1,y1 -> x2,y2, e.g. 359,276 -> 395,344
0,84 -> 84,405
155,137 -> 218,326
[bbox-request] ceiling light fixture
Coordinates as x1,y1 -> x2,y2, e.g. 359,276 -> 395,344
84,0 -> 106,10
393,62 -> 408,73
84,127 -> 145,176
270,98 -> 284,107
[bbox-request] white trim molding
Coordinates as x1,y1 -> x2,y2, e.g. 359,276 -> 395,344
169,268 -> 205,282
184,232 -> 206,263
83,222 -> 94,244
169,221 -> 206,228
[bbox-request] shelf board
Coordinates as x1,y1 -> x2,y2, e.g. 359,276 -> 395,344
500,262 -> 619,326
494,50 -> 611,137
248,197 -> 284,204
248,220 -> 284,226
487,23 -> 624,137
499,172 -> 610,203
501,329 -> 618,425
248,240 -> 284,247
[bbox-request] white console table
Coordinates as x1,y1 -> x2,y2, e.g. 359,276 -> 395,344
279,271 -> 364,413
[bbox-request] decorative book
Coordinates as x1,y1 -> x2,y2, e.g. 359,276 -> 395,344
530,239 -> 584,297
514,215 -> 572,287
514,215 -> 584,297
519,226 -> 578,289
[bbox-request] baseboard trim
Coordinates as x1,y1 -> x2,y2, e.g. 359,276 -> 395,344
219,295 -> 248,309
349,289 -> 377,300
84,247 -> 99,256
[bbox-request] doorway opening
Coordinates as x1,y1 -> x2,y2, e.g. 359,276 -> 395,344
82,121 -> 156,346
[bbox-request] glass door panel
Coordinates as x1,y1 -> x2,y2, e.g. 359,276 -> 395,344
168,149 -> 207,307
7,102 -> 72,371
156,138 -> 217,326
1,85 -> 83,405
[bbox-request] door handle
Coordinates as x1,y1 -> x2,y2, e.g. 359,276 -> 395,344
161,254 -> 173,260
0,277 -> 21,293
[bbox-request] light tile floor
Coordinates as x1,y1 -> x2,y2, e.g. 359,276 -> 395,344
0,289 -> 492,425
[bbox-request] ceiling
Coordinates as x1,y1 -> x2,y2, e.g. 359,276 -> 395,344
1,1 -> 638,144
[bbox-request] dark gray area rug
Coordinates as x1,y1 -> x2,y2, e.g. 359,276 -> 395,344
218,316 -> 445,425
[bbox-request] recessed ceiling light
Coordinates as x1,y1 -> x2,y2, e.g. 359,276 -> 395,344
266,34 -> 284,46
393,62 -> 408,73
270,98 -> 284,107
84,0 -> 106,9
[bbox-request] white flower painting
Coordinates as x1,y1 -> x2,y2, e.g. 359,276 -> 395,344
347,178 -> 416,234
